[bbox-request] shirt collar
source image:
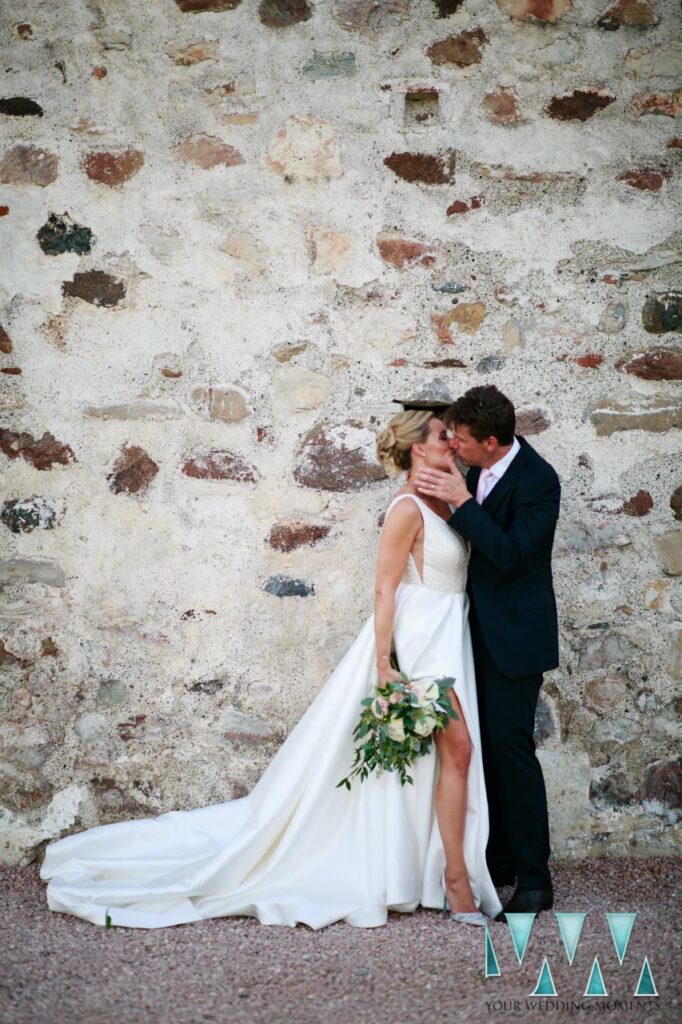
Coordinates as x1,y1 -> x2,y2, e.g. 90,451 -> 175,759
489,435 -> 521,480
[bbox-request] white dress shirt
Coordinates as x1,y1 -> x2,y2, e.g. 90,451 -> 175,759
475,436 -> 521,504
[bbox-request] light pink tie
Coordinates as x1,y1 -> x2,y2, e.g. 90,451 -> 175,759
476,468 -> 492,505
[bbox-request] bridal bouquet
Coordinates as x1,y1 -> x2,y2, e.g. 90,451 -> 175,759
337,673 -> 458,790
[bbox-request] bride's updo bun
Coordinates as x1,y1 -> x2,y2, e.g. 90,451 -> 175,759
376,410 -> 433,476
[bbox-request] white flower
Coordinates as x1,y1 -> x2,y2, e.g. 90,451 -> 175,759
409,678 -> 439,705
414,711 -> 437,737
387,715 -> 406,743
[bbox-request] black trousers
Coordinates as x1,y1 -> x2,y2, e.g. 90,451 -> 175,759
469,605 -> 552,890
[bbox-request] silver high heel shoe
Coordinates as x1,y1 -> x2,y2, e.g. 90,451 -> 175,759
442,872 -> 488,928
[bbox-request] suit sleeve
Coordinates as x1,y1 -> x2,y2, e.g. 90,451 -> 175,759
447,470 -> 561,575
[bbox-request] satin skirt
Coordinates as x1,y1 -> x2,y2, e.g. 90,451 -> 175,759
40,582 -> 503,928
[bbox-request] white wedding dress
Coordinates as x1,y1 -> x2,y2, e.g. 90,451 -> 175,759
40,493 -> 503,928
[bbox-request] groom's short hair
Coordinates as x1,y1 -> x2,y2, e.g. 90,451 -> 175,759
444,385 -> 516,445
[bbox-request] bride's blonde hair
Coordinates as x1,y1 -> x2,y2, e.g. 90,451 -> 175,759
376,410 -> 433,476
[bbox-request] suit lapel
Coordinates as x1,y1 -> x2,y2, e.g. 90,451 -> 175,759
481,436 -> 532,515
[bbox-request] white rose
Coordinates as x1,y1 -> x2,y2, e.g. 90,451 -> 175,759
387,715 -> 406,743
422,680 -> 439,702
414,712 -> 437,737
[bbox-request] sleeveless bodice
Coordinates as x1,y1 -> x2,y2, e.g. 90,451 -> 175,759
384,493 -> 469,594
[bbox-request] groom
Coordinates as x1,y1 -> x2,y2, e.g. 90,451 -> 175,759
415,384 -> 560,922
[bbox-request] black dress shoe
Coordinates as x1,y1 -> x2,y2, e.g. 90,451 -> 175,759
494,887 -> 554,923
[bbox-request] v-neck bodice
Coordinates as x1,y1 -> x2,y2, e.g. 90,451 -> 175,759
384,493 -> 469,594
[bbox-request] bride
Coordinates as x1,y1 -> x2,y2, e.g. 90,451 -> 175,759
40,410 -> 503,929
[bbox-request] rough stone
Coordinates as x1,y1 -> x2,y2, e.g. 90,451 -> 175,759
1,498 -> 57,533
263,575 -> 314,597
175,0 -> 243,10
37,213 -> 94,256
597,0 -> 658,30
181,450 -> 258,482
498,0 -> 572,22
426,29 -> 488,67
598,298 -> 628,334
376,233 -> 437,269
294,420 -> 386,491
306,227 -> 352,275
82,150 -> 144,186
433,0 -> 465,14
165,40 -> 218,65
268,521 -> 331,552
642,293 -> 681,334
575,632 -> 632,670
477,355 -> 506,373
95,680 -> 128,708
267,115 -> 342,180
302,51 -> 356,79
190,386 -> 250,422
404,89 -> 440,128
671,485 -> 682,522
176,135 -> 244,170
616,348 -> 682,381
75,713 -> 108,743
62,271 -> 126,307
0,144 -> 58,186
446,196 -> 483,215
259,0 -> 312,27
640,758 -> 682,809
0,97 -> 43,117
0,429 -> 75,470
621,490 -> 654,517
107,446 -> 159,496
272,341 -> 308,363
273,365 -> 330,413
618,168 -> 673,191
642,579 -> 672,610
333,1 -> 409,32
516,407 -> 551,435
533,694 -> 555,745
384,150 -> 455,185
546,90 -> 615,122
630,90 -> 682,118
84,401 -> 183,420
482,88 -> 523,126
431,302 -> 485,343
585,675 -> 628,711
665,629 -> 682,680
587,397 -> 682,436
626,42 -> 682,78
0,326 -> 12,353
655,531 -> 682,576
0,559 -> 66,588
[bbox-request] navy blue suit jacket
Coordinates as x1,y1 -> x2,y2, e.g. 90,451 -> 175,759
448,436 -> 561,679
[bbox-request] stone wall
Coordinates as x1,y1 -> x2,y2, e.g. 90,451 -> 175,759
1,0 -> 680,866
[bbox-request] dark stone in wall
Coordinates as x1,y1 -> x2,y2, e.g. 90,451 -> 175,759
293,420 -> 386,491
37,213 -> 94,256
616,347 -> 682,380
642,293 -> 682,334
264,575 -> 315,597
426,29 -> 488,67
181,450 -> 258,482
1,498 -> 57,533
618,168 -> 673,191
0,428 -> 75,470
546,90 -> 615,121
0,97 -> 43,116
187,678 -> 225,694
268,521 -> 330,552
433,0 -> 465,15
0,144 -> 58,186
62,271 -> 125,307
621,490 -> 654,517
477,355 -> 506,373
0,326 -> 11,353
83,150 -> 144,187
259,0 -> 312,27
107,446 -> 159,495
671,485 -> 682,522
175,0 -> 243,9
516,408 -> 551,435
640,757 -> 682,809
384,150 -> 455,185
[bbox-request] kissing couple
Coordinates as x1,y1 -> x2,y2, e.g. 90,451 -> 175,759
41,384 -> 561,932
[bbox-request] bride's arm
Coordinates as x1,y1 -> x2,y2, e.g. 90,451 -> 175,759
374,501 -> 421,682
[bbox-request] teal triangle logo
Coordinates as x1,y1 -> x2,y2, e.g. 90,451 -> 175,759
485,925 -> 500,977
506,913 -> 536,965
530,957 -> 557,997
634,956 -> 658,997
584,956 -> 608,997
606,912 -> 636,964
555,912 -> 587,965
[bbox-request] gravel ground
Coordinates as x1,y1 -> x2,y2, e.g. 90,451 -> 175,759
1,857 -> 680,1024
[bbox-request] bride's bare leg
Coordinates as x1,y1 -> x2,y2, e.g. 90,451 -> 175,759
434,691 -> 476,913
